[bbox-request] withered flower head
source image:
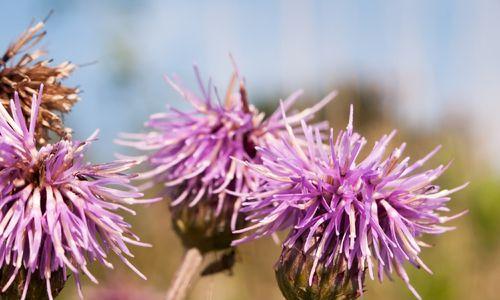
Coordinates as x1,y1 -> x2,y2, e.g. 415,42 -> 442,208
0,18 -> 79,145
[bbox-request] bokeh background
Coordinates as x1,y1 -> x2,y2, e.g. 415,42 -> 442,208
1,1 -> 499,299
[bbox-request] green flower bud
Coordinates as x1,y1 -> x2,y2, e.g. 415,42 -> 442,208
275,246 -> 364,300
0,267 -> 66,300
170,192 -> 245,254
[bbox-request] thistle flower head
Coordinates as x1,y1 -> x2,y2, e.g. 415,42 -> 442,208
0,19 -> 79,145
234,103 -> 467,299
117,66 -> 332,252
0,86 -> 158,299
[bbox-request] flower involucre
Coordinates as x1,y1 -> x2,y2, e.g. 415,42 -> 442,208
0,86 -> 158,299
234,104 -> 467,299
117,67 -> 332,252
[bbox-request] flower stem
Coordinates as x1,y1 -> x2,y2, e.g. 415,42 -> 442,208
166,248 -> 204,300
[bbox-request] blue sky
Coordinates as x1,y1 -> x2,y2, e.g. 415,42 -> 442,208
0,0 -> 499,169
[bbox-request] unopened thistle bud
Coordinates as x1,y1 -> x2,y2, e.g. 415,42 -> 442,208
234,103 -> 467,299
117,65 -> 332,255
0,18 -> 79,145
0,86 -> 159,299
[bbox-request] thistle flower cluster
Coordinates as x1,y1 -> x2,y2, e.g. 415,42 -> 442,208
0,87 -> 157,299
0,20 -> 79,144
233,104 -> 467,299
118,67 -> 332,252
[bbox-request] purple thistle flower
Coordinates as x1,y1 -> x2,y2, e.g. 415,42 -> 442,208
233,103 -> 467,299
0,86 -> 159,299
117,66 -> 333,252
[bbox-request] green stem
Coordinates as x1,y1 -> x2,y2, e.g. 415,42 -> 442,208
166,248 -> 204,300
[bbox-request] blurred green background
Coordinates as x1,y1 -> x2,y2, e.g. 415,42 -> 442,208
1,1 -> 499,299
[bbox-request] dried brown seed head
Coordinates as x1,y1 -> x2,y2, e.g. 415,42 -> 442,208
0,19 -> 79,145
